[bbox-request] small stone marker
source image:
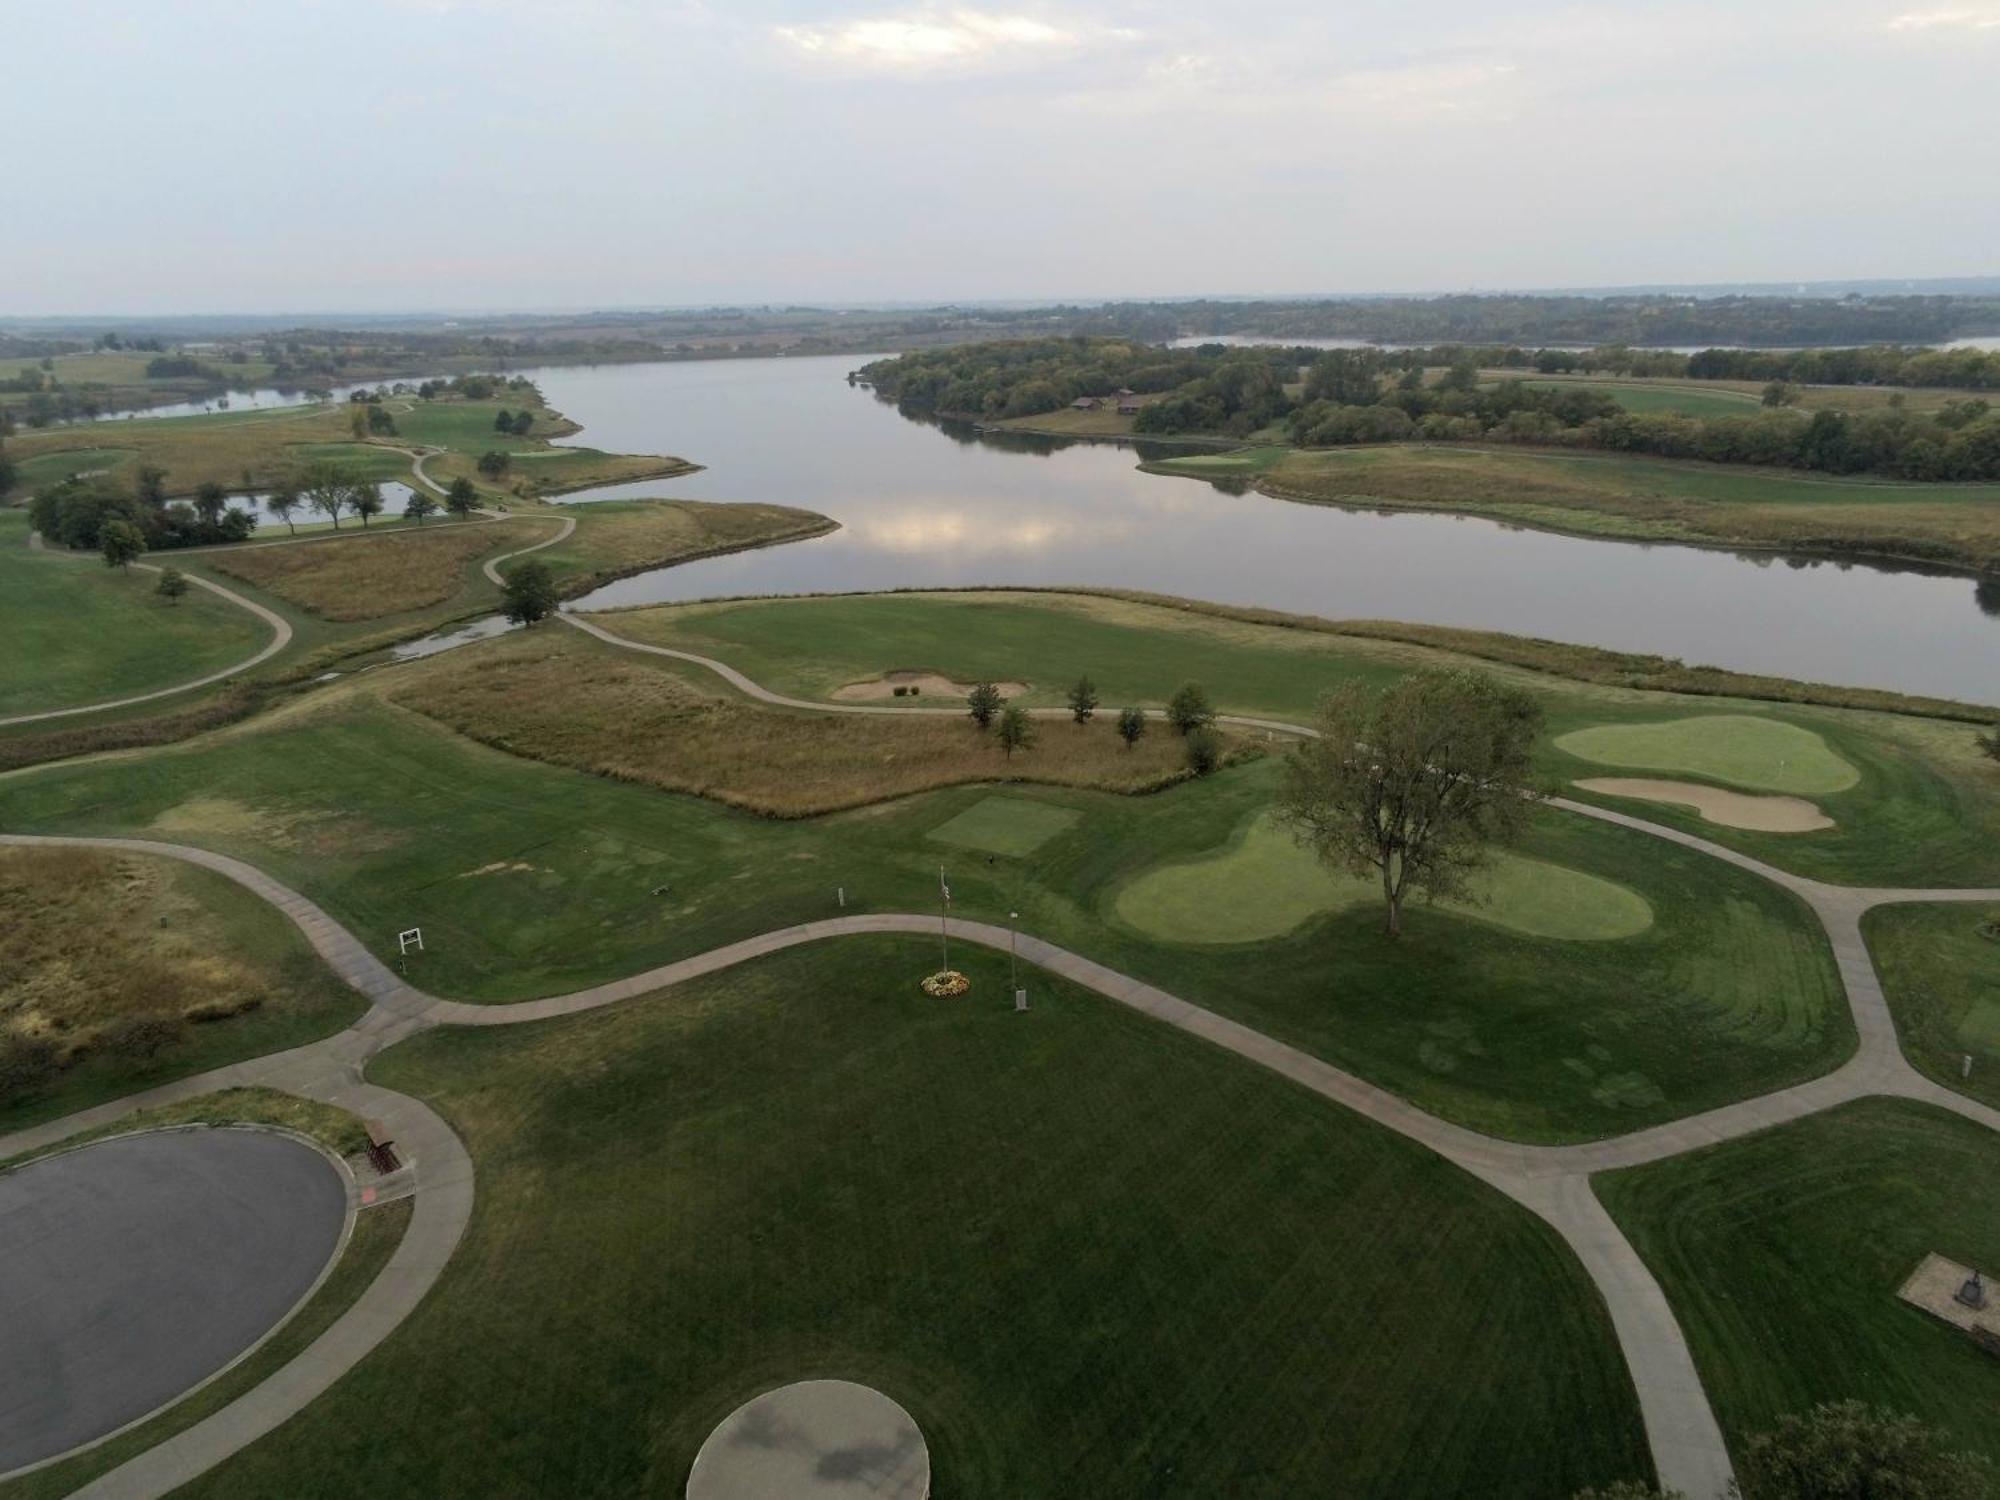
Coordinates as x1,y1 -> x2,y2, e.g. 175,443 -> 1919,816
1900,1252 -> 2000,1350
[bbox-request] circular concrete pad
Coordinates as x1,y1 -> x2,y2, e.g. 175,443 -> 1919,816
0,1129 -> 346,1474
687,1380 -> 929,1500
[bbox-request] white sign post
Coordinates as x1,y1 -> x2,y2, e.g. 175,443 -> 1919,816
397,927 -> 425,955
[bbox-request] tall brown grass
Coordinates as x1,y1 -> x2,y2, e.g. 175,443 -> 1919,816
392,635 -> 1244,816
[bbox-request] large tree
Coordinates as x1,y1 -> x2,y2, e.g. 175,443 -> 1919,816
100,518 -> 146,571
1275,669 -> 1542,936
301,463 -> 350,530
501,559 -> 559,626
1731,1402 -> 1991,1500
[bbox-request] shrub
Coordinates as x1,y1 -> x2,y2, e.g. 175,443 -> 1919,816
98,1013 -> 191,1060
1166,681 -> 1215,734
1184,726 -> 1222,776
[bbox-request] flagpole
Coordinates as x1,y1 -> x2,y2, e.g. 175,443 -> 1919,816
938,865 -> 951,972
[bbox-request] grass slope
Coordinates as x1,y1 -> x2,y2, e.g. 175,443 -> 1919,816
1258,445 -> 2000,573
1864,903 -> 2000,1111
1597,1099 -> 2000,1471
178,937 -> 1648,1499
604,590 -> 2000,885
530,498 -> 833,595
0,847 -> 367,1136
0,513 -> 269,717
0,697 -> 1851,1140
389,629 -> 1233,816
200,518 -> 544,622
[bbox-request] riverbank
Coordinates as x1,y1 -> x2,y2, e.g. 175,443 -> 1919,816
1142,443 -> 2000,579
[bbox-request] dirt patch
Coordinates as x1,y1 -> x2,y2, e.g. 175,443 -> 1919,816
461,860 -> 537,878
1573,777 -> 1835,833
831,670 -> 1029,702
151,796 -> 403,857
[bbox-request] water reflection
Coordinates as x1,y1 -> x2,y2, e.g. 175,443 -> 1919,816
474,354 -> 1995,704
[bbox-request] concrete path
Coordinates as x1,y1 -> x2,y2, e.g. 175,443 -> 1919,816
480,511 -> 574,586
0,542 -> 293,728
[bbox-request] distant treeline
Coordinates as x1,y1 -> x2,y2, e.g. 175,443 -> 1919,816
863,339 -> 2000,481
1116,293 -> 2000,349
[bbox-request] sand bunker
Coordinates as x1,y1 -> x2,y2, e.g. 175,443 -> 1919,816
1574,778 -> 1835,833
831,670 -> 1028,701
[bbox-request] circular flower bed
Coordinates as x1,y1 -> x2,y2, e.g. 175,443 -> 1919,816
920,970 -> 971,998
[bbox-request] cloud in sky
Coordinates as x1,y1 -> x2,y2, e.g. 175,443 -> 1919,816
1884,5 -> 2000,27
4,0 -> 1997,312
772,7 -> 1135,70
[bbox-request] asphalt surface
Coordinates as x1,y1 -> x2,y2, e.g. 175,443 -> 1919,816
0,1129 -> 345,1474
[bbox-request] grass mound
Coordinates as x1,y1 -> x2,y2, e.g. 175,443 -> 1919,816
1112,814 -> 1653,944
1554,714 -> 1859,795
0,847 -> 364,1134
392,632 -> 1237,816
0,513 -> 269,717
183,937 -> 1647,1498
531,498 -> 832,594
1598,1099 -> 2000,1471
202,518 -> 542,622
1863,903 -> 2000,1112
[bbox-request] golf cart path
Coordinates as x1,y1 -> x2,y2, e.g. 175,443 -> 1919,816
3,507 -> 575,729
4,810 -> 1999,1498
0,539 -> 293,728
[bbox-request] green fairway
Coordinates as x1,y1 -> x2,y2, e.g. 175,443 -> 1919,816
1144,444 -> 1289,478
928,795 -> 1081,856
1259,444 -> 2000,575
176,936 -> 1647,1499
606,591 -> 2000,886
0,686 -> 1853,1140
1553,714 -> 1860,795
1515,379 -> 1764,418
1113,814 -> 1653,944
1597,1099 -> 2000,1471
285,442 -> 419,482
1863,903 -> 2000,1111
0,512 -> 272,717
9,446 -> 136,495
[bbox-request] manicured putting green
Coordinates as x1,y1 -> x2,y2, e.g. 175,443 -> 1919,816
1554,715 -> 1858,795
1112,815 -> 1653,944
927,796 -> 1081,857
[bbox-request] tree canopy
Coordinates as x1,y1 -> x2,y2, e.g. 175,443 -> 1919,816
1275,670 -> 1543,936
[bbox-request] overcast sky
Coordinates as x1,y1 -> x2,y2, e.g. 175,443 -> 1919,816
9,0 -> 1999,314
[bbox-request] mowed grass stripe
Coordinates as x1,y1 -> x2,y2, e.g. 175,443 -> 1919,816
178,937 -> 1648,1499
1597,1099 -> 2000,1471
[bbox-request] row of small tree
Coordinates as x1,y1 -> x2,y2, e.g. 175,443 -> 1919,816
963,676 -> 1224,774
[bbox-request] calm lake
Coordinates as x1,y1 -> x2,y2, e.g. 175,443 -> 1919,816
509,356 -> 2000,705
